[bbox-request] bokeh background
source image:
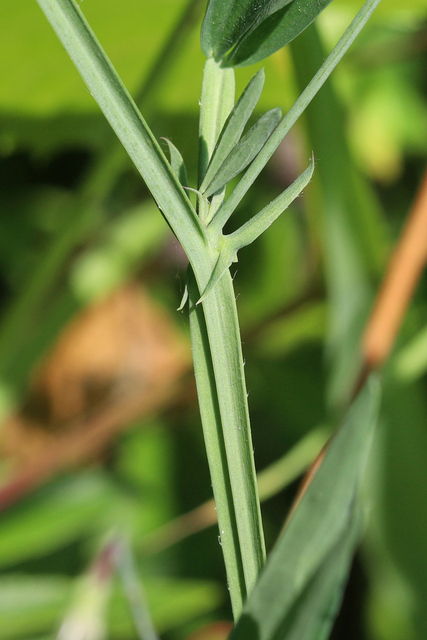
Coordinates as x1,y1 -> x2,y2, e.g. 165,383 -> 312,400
0,0 -> 427,638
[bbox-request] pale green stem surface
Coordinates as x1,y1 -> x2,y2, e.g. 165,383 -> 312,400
201,273 -> 266,596
196,57 -> 266,608
188,271 -> 246,617
209,0 -> 382,237
198,58 -> 235,223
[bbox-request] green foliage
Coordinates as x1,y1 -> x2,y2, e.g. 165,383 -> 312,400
201,0 -> 335,67
1,0 -> 427,639
231,379 -> 380,640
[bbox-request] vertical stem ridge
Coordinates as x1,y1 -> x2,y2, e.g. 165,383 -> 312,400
189,272 -> 246,617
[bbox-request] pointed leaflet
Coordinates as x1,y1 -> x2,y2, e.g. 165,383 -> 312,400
203,108 -> 282,198
162,138 -> 189,187
230,378 -> 380,640
197,246 -> 237,304
200,156 -> 311,301
227,155 -> 314,248
201,0 -> 335,68
200,68 -> 265,193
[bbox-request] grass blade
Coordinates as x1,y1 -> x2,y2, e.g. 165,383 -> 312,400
230,377 -> 380,640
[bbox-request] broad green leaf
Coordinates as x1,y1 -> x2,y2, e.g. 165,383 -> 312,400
204,108 -> 282,197
200,68 -> 265,193
230,378 -> 380,640
201,0 -> 335,68
201,0 -> 296,62
233,514 -> 361,640
163,138 -> 189,187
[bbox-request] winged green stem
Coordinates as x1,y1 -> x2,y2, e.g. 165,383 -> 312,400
188,271 -> 246,617
209,0 -> 382,235
195,57 -> 266,611
200,271 -> 266,597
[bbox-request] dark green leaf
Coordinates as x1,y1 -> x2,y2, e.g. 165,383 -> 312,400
201,0 -> 295,62
204,108 -> 282,197
233,514 -> 361,640
200,68 -> 265,193
201,0 -> 335,68
230,378 -> 380,640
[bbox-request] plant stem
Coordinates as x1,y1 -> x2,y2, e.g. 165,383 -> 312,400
36,0 -> 266,616
188,271 -> 246,617
201,273 -> 266,594
198,58 -> 235,224
36,0 -> 210,277
193,57 -> 266,608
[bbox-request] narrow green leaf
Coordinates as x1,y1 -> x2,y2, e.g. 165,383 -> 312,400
255,513 -> 361,640
227,155 -> 314,250
36,0 -> 210,281
201,0 -> 295,62
230,378 -> 380,640
197,248 -> 237,304
204,108 -> 282,198
210,0 -> 383,235
162,138 -> 189,187
200,68 -> 265,192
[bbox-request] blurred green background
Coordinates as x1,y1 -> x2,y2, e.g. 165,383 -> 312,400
0,0 -> 427,638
